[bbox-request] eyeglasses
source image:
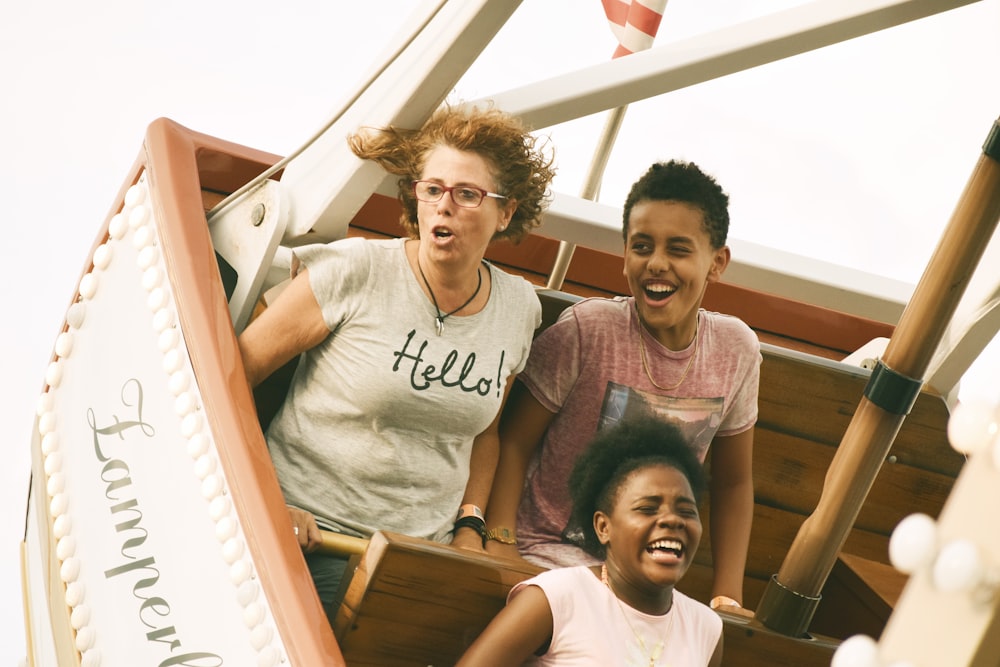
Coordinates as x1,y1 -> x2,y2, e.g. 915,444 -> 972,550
412,180 -> 507,208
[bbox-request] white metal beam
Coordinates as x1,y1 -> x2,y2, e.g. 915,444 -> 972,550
926,285 -> 1000,398
535,191 -> 913,323
477,0 -> 980,131
276,0 -> 524,242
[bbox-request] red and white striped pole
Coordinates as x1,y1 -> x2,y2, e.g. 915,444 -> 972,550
546,0 -> 668,290
602,0 -> 666,58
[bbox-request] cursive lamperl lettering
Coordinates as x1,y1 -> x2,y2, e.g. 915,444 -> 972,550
88,378 -> 224,666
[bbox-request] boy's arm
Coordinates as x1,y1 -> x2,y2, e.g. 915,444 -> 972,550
484,380 -> 555,559
707,428 -> 754,608
452,380 -> 515,551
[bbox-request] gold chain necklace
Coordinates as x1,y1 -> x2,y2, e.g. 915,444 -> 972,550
602,563 -> 673,667
637,317 -> 699,392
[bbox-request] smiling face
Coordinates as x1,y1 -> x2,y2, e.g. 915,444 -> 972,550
415,145 -> 515,270
595,464 -> 702,614
623,200 -> 730,349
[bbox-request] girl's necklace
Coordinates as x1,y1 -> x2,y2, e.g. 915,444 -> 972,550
601,563 -> 673,667
416,257 -> 483,336
638,316 -> 700,391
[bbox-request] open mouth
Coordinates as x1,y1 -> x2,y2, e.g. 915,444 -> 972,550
643,282 -> 676,303
431,226 -> 454,239
646,538 -> 684,561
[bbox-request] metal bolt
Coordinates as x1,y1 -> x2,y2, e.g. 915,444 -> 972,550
251,203 -> 266,227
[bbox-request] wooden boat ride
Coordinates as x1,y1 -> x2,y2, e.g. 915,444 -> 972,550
19,1 -> 1000,665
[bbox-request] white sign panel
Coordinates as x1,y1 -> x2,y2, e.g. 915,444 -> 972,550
37,174 -> 285,666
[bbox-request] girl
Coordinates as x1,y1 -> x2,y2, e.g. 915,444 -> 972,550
460,416 -> 723,666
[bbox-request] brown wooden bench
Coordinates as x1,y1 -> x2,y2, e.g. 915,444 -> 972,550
332,531 -> 543,666
332,531 -> 841,666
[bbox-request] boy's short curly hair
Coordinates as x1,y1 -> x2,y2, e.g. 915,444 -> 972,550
567,416 -> 707,559
348,104 -> 555,242
621,160 -> 730,249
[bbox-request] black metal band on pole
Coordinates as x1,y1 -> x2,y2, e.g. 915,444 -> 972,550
864,360 -> 923,416
984,118 -> 1000,161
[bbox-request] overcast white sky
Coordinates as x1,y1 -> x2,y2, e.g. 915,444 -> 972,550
2,1 -> 999,661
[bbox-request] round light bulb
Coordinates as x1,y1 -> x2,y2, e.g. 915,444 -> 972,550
932,539 -> 982,593
832,634 -> 880,667
889,513 -> 937,574
947,399 -> 999,455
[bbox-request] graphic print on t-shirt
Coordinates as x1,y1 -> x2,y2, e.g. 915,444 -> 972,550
560,381 -> 724,548
597,381 -> 723,463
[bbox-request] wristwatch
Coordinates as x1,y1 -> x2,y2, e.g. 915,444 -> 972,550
485,527 -> 517,545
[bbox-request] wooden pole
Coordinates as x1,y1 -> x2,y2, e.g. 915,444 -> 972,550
756,117 -> 1000,636
317,529 -> 369,557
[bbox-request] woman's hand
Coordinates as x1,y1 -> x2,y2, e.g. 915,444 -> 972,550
287,506 -> 323,553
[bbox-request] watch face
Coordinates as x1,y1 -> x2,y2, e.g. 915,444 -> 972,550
488,528 -> 517,544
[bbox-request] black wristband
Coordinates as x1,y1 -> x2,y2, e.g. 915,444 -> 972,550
452,515 -> 487,548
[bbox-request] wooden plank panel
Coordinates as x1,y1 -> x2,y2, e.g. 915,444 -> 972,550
810,552 -> 908,639
335,532 -> 541,666
758,348 -> 870,445
679,561 -> 769,609
696,503 -> 889,583
753,429 -> 956,535
720,611 -> 839,666
758,346 -> 962,477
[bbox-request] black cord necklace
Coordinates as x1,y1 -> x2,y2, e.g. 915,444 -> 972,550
416,257 -> 483,336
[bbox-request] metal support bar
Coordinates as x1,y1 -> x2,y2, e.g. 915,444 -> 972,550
546,102 -> 628,290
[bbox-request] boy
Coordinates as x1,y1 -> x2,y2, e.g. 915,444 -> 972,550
484,160 -> 760,611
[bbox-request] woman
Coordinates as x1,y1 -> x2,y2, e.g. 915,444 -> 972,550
238,105 -> 555,612
459,417 -> 723,666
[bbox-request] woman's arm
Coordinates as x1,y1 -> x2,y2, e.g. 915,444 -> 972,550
482,381 -> 555,559
707,428 -> 754,606
238,269 -> 330,550
237,269 -> 329,388
456,585 -> 553,667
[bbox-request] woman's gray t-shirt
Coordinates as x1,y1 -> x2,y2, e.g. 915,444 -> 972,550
266,237 -> 540,542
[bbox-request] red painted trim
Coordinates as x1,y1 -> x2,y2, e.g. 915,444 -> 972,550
143,118 -> 345,665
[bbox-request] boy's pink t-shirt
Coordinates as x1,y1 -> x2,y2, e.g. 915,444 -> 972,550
517,297 -> 761,568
